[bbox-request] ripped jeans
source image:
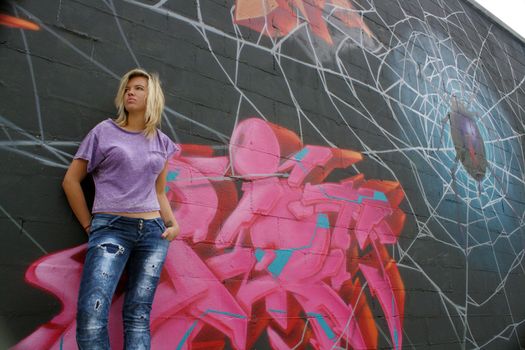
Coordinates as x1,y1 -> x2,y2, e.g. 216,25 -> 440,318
76,214 -> 169,350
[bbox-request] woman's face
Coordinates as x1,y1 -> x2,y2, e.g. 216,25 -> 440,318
124,76 -> 148,115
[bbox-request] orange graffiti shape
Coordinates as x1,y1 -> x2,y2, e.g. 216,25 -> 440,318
0,13 -> 40,31
235,0 -> 373,45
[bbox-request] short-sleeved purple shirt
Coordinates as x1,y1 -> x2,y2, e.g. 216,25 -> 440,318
74,119 -> 180,213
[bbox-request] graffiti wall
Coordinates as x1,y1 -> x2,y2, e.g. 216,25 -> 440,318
1,0 -> 524,349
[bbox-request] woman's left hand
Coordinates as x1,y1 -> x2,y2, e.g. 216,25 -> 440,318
161,222 -> 180,241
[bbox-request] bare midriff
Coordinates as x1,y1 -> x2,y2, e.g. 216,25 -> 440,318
100,211 -> 161,219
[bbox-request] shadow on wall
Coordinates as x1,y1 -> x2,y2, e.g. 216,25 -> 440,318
13,118 -> 405,350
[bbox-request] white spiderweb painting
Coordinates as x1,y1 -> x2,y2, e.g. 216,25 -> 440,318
2,0 -> 525,348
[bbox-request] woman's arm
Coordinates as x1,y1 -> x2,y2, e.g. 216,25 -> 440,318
62,159 -> 92,234
156,161 -> 180,241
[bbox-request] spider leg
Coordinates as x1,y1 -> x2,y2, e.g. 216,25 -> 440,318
438,113 -> 450,152
449,156 -> 467,237
450,156 -> 459,194
487,163 -> 507,197
477,180 -> 482,197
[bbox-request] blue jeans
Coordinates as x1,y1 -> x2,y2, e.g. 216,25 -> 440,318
76,214 -> 169,350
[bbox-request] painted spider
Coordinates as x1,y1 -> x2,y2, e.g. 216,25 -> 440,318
440,94 -> 488,194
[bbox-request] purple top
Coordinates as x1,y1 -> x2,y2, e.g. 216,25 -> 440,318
74,119 -> 180,213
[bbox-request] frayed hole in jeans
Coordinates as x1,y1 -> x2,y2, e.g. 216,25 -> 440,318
97,243 -> 125,255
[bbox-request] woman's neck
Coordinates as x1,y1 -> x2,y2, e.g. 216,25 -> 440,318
125,113 -> 146,131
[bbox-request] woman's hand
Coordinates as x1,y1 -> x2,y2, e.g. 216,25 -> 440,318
161,221 -> 180,241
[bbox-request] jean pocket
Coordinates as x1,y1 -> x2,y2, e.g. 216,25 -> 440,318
153,218 -> 166,232
89,216 -> 120,235
88,220 -> 110,236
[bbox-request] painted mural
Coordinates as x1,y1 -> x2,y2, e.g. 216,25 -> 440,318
234,0 -> 374,45
0,13 -> 39,30
1,0 -> 525,349
14,119 -> 405,349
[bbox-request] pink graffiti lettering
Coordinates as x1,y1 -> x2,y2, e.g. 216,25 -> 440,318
14,118 -> 405,349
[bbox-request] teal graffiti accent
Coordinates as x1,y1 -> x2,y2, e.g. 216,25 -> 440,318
255,248 -> 265,262
307,312 -> 336,340
319,185 -> 388,204
394,329 -> 399,350
294,213 -> 329,250
316,213 -> 330,228
392,295 -> 399,349
294,148 -> 309,173
165,169 -> 180,192
373,191 -> 388,202
176,321 -> 198,350
269,308 -> 287,314
206,309 -> 247,319
255,248 -> 293,277
267,249 -> 294,276
254,214 -> 329,277
294,148 -> 309,161
59,335 -> 64,350
176,309 -> 247,350
167,169 -> 180,182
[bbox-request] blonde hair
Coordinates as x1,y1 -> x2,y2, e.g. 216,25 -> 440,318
114,68 -> 165,138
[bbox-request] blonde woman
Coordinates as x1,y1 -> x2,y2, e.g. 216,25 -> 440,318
62,68 -> 180,349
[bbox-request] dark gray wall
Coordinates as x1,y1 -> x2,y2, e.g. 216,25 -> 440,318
1,0 -> 525,349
